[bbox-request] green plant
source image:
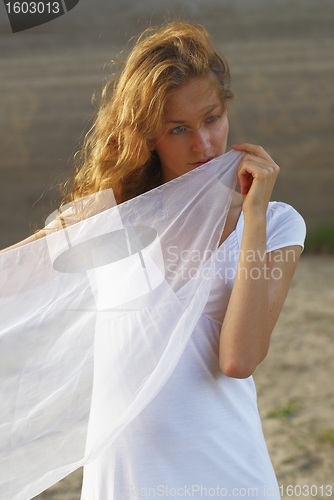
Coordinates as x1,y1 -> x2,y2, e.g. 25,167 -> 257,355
282,454 -> 299,465
304,223 -> 334,254
266,399 -> 299,419
318,428 -> 334,446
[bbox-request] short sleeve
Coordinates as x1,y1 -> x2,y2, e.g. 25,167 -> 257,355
265,202 -> 306,252
236,201 -> 306,252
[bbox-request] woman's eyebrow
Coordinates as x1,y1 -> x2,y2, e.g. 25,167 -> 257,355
165,104 -> 220,124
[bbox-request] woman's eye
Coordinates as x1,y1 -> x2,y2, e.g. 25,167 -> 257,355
206,115 -> 220,124
169,126 -> 186,135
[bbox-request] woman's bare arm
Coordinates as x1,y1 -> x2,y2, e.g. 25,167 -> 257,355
219,143 -> 301,378
0,230 -> 47,254
220,236 -> 301,378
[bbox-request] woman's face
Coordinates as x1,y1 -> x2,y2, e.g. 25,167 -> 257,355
152,76 -> 229,183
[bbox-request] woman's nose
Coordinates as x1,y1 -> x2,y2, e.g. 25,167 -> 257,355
191,128 -> 210,152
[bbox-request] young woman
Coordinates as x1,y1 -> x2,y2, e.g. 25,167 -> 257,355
68,21 -> 305,499
1,21 -> 306,500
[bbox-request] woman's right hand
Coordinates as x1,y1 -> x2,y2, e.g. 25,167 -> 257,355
232,143 -> 280,219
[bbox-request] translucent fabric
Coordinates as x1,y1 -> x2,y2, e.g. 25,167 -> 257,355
0,150 -> 243,500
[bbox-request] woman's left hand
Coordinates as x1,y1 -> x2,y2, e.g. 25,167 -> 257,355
232,143 -> 280,217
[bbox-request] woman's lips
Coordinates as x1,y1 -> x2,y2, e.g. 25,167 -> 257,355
190,157 -> 214,167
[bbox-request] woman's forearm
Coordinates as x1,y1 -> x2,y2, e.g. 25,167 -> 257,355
219,213 -> 271,378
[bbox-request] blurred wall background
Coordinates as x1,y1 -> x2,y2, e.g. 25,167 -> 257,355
0,0 -> 333,249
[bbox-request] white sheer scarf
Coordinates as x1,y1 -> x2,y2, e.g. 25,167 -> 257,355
0,150 -> 243,499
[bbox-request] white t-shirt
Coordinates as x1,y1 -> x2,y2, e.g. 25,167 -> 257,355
81,202 -> 306,500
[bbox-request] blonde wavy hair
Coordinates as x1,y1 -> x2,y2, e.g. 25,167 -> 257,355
66,21 -> 233,204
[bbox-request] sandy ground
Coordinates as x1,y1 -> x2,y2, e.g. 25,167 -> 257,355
34,255 -> 334,499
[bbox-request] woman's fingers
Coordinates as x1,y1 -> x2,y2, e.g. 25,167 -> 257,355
237,156 -> 279,193
238,169 -> 253,196
232,143 -> 280,212
232,143 -> 273,162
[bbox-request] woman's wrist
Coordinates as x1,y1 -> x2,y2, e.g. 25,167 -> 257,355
242,208 -> 267,229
